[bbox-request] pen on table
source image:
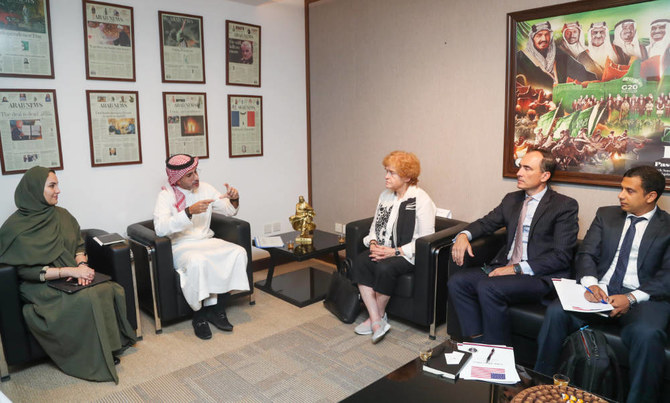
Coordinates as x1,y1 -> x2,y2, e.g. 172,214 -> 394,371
583,285 -> 607,304
486,348 -> 495,363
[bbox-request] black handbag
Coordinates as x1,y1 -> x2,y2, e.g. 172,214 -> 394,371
323,258 -> 361,323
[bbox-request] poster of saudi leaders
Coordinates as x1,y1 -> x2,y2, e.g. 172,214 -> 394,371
503,0 -> 670,189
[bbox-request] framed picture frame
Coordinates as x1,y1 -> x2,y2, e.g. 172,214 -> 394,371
158,11 -> 205,84
85,90 -> 142,167
82,0 -> 136,81
503,0 -> 670,189
226,20 -> 261,87
228,94 -> 263,158
162,92 -> 209,159
0,0 -> 55,79
0,89 -> 63,175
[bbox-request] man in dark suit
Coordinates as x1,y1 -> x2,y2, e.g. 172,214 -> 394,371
535,165 -> 670,403
449,149 -> 579,345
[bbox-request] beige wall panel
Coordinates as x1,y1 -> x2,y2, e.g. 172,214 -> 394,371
309,0 -> 668,238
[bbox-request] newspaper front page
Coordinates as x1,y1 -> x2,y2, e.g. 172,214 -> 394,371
85,2 -> 134,80
229,95 -> 262,157
164,93 -> 208,157
0,0 -> 53,77
0,90 -> 61,173
227,21 -> 260,86
87,91 -> 141,166
160,13 -> 204,83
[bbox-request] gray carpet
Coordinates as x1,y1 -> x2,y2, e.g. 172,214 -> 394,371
95,314 -> 435,402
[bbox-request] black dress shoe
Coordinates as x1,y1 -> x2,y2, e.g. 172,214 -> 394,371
206,310 -> 234,331
192,318 -> 212,340
113,356 -> 120,365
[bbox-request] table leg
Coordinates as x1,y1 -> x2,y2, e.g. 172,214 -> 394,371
264,250 -> 277,286
332,250 -> 341,269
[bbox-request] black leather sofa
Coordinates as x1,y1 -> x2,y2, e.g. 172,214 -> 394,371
346,216 -> 467,338
0,229 -> 139,381
446,228 -> 670,401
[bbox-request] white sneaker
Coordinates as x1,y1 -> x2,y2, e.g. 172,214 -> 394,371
354,313 -> 387,335
371,317 -> 391,344
354,321 -> 372,335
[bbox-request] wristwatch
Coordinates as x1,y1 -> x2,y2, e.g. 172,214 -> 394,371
395,248 -> 401,256
625,293 -> 637,308
513,264 -> 522,275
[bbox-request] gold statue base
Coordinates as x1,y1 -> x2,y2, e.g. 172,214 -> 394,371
295,236 -> 313,244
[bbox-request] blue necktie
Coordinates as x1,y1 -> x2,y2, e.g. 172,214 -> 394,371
608,216 -> 646,295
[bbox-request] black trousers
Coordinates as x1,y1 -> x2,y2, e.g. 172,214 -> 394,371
535,299 -> 670,403
352,250 -> 413,296
447,267 -> 551,345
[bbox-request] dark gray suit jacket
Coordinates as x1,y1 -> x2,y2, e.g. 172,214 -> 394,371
465,187 -> 579,279
576,206 -> 670,299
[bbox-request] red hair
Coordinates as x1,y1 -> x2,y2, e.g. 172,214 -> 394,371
382,151 -> 421,185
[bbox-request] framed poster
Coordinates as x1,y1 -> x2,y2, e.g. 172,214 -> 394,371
226,20 -> 261,87
228,95 -> 262,158
82,0 -> 136,81
85,90 -> 142,167
504,0 -> 670,189
158,11 -> 205,84
0,89 -> 62,175
163,92 -> 209,158
0,0 -> 54,78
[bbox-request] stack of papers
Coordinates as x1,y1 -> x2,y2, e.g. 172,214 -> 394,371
254,236 -> 284,248
457,342 -> 520,384
552,278 -> 613,314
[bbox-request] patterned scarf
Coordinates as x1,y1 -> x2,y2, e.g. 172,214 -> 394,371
164,154 -> 198,212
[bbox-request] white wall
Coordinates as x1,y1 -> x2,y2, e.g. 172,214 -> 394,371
0,0 -> 308,241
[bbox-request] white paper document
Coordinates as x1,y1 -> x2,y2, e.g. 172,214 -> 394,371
445,351 -> 464,365
457,342 -> 520,384
253,236 -> 284,248
552,278 -> 613,313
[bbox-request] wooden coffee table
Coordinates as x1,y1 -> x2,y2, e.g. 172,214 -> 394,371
254,229 -> 344,307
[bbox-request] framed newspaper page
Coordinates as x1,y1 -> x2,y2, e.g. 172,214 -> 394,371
86,90 -> 142,167
0,0 -> 54,79
228,95 -> 262,158
504,0 -> 670,189
158,11 -> 205,84
82,0 -> 135,81
162,92 -> 209,159
226,20 -> 260,87
0,89 -> 63,175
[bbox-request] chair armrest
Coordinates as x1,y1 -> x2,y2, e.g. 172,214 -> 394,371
0,264 -> 31,365
210,214 -> 251,251
83,229 -> 137,330
448,228 -> 507,277
345,217 -> 374,261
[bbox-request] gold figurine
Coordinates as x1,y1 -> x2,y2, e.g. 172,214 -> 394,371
289,196 -> 316,244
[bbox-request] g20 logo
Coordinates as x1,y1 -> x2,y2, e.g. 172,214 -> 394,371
621,84 -> 638,92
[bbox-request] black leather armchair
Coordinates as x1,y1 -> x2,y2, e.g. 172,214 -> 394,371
126,213 -> 254,334
0,229 -> 139,381
446,229 -> 670,399
346,216 -> 467,339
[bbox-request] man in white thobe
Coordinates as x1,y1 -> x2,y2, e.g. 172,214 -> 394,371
154,154 -> 249,340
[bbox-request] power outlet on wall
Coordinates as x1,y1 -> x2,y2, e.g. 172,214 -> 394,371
334,222 -> 344,234
272,222 -> 281,232
264,224 -> 272,235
